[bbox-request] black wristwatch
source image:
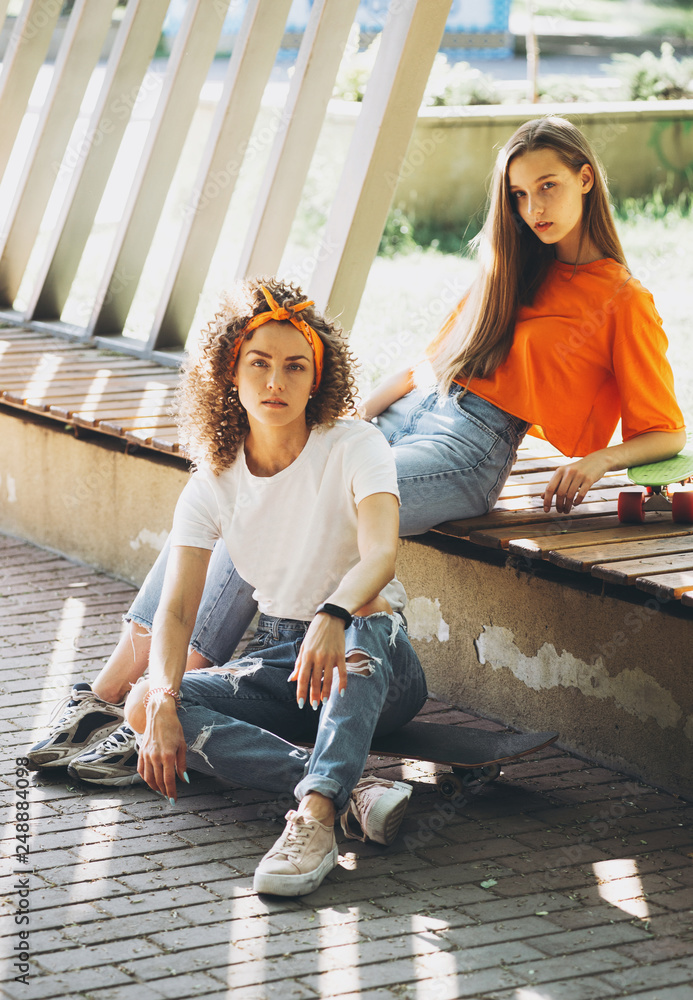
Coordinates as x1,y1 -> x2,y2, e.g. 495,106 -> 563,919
315,602 -> 353,628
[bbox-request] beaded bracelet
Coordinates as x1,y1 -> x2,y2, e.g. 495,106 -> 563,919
143,686 -> 181,710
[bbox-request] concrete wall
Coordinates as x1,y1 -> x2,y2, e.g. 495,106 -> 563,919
0,408 -> 187,587
324,99 -> 693,230
397,533 -> 693,799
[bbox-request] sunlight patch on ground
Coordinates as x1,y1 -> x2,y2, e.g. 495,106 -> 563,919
319,907 -> 361,995
33,596 -> 85,733
592,858 -> 650,918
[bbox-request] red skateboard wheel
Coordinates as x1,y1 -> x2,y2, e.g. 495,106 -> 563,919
618,489 -> 645,524
672,490 -> 693,523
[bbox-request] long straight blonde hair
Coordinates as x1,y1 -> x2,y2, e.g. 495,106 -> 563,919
430,116 -> 628,394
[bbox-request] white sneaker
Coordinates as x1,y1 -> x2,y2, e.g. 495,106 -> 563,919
27,683 -> 125,768
67,723 -> 142,787
253,810 -> 339,896
340,776 -> 412,845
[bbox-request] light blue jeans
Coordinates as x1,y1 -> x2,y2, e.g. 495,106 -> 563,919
177,611 -> 428,813
127,388 -> 528,664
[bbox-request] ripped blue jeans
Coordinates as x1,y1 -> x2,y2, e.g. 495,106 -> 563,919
177,611 -> 427,814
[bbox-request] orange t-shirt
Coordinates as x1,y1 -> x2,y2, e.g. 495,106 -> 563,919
427,258 -> 685,458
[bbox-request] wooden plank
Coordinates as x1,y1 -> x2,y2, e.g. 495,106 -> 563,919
72,398 -> 175,426
681,590 -> 693,608
0,393 -> 166,423
8,372 -> 178,396
10,385 -> 178,409
440,502 -> 619,544
0,339 -> 86,352
465,514 -> 626,550
493,487 -> 623,513
48,390 -> 176,420
125,427 -> 180,447
151,433 -> 184,454
0,357 -> 162,375
500,470 -> 629,492
509,456 -> 568,473
635,572 -> 693,601
592,552 -> 693,585
549,534 -> 693,572
508,520 -> 693,559
73,406 -> 174,430
0,329 -> 60,339
0,365 -> 166,388
100,415 -> 177,435
17,381 -> 178,411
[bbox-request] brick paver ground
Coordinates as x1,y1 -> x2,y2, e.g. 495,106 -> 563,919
2,533 -> 693,1000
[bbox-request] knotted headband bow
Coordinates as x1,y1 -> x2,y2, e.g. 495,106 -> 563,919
230,286 -> 324,391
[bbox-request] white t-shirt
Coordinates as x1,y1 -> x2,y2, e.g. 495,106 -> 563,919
170,419 -> 407,620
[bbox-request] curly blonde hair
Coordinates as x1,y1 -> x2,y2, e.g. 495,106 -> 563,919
177,277 -> 359,473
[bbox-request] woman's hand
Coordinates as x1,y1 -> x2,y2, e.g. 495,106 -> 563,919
543,451 -> 612,514
289,614 -> 347,709
137,698 -> 187,802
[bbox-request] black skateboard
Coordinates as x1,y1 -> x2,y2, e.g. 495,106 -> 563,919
369,722 -> 559,798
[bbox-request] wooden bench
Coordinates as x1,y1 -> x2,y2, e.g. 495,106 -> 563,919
2,325 -> 692,611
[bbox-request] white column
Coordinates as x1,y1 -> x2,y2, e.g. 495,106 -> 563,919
87,0 -> 231,340
146,0 -> 294,352
309,0 -> 452,332
0,0 -> 118,306
25,0 -> 171,324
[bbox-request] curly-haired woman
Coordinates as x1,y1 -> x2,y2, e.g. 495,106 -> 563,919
44,279 -> 427,896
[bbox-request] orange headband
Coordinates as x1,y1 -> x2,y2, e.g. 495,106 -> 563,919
231,286 -> 324,391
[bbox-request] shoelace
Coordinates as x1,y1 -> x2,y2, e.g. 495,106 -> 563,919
89,725 -> 134,754
275,812 -> 313,860
45,691 -> 90,733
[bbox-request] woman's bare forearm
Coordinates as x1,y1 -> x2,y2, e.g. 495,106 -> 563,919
544,428 -> 687,513
325,544 -> 397,615
359,367 -> 415,421
148,545 -> 211,692
148,608 -> 196,692
599,428 -> 687,472
323,492 -> 399,613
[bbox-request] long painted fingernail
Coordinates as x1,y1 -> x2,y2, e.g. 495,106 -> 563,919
183,772 -> 190,784
168,797 -> 175,806
340,689 -> 345,698
312,699 -> 319,711
298,697 -> 305,709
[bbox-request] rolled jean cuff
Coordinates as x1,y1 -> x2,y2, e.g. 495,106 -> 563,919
294,774 -> 348,815
124,612 -> 153,633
